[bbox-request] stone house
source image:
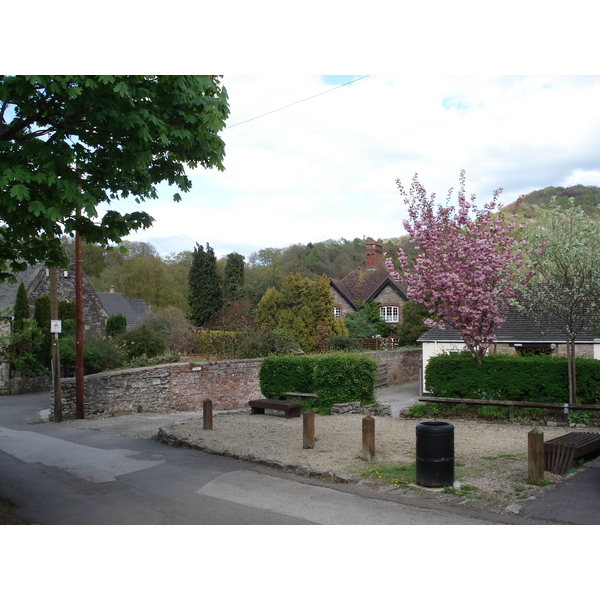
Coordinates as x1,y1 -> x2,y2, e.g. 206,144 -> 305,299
0,247 -> 151,335
329,240 -> 408,325
0,245 -> 108,333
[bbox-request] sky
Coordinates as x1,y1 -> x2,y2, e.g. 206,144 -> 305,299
9,2 -> 600,265
114,74 -> 600,260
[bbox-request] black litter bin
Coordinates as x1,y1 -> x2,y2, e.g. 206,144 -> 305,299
415,421 -> 454,487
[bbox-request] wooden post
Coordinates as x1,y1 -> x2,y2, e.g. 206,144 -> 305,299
303,410 -> 315,449
528,426 -> 545,485
203,399 -> 213,430
362,415 -> 375,461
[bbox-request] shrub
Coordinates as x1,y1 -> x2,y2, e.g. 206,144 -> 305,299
117,325 -> 165,359
424,353 -> 585,403
141,307 -> 197,353
1,319 -> 48,376
60,331 -> 126,375
259,353 -> 377,414
106,314 -> 127,337
313,353 -> 377,411
259,355 -> 315,398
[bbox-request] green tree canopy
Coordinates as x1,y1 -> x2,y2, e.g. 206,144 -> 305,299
0,75 -> 229,279
516,197 -> 600,403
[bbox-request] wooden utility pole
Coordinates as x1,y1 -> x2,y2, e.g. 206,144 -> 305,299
75,227 -> 84,419
49,267 -> 62,423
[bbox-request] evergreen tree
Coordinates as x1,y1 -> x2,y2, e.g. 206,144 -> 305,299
397,300 -> 430,345
223,252 -> 245,301
188,243 -> 223,327
106,314 -> 127,337
256,272 -> 348,352
13,282 -> 30,331
33,295 -> 52,366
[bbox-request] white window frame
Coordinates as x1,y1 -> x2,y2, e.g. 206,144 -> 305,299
379,305 -> 399,323
333,306 -> 342,319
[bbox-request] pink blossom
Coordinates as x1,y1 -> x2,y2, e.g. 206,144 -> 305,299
388,171 -> 530,365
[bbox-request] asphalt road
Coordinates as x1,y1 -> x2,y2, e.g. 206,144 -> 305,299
0,390 -> 546,526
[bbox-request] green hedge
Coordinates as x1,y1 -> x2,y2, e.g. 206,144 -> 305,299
259,353 -> 377,414
425,353 -> 600,404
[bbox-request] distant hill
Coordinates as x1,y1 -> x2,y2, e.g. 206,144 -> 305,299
503,184 -> 600,222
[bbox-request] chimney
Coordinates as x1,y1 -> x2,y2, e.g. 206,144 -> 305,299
365,240 -> 383,270
110,286 -> 115,294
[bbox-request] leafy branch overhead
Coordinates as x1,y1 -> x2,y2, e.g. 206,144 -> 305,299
0,75 -> 229,279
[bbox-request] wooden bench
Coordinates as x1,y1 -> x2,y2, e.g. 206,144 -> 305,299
248,399 -> 301,418
544,432 -> 600,475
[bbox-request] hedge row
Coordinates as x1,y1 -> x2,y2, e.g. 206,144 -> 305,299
426,353 -> 600,404
259,353 -> 377,414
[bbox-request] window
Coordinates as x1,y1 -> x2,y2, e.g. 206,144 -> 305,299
333,306 -> 342,319
380,305 -> 399,323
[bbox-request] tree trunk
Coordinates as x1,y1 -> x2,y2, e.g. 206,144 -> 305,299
567,338 -> 577,404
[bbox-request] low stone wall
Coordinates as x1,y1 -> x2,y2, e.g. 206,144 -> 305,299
368,347 -> 421,385
51,349 -> 422,418
331,402 -> 391,417
57,365 -> 173,417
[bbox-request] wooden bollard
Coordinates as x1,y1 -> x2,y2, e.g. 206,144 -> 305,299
303,410 -> 315,449
203,399 -> 213,430
528,427 -> 545,485
362,415 -> 375,461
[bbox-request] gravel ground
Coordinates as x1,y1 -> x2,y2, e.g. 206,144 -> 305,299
159,410 -> 599,512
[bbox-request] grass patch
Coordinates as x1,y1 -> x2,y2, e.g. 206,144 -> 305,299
360,462 -> 416,487
481,454 -> 520,461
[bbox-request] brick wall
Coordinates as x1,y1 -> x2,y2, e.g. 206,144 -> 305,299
169,359 -> 264,411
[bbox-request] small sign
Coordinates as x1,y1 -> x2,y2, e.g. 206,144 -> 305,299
51,320 -> 62,334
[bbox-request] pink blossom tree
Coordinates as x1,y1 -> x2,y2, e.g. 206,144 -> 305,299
386,171 -> 529,366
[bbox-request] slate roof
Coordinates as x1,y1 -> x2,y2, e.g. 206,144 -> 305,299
418,303 -> 600,344
96,292 -> 151,330
0,264 -> 45,315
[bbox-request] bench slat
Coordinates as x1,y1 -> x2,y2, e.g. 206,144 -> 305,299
248,399 -> 301,419
544,432 -> 600,475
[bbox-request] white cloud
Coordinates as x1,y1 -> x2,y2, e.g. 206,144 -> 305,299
117,74 -> 600,259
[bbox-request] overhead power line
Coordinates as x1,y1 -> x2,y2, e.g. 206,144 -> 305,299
225,75 -> 370,129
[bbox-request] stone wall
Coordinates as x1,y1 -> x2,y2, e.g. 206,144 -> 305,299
51,349 -> 422,418
367,348 -> 421,385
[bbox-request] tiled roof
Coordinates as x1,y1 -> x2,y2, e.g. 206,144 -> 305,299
332,261 -> 408,306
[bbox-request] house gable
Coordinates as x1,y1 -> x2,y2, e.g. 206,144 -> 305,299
0,246 -> 108,333
329,240 -> 408,320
